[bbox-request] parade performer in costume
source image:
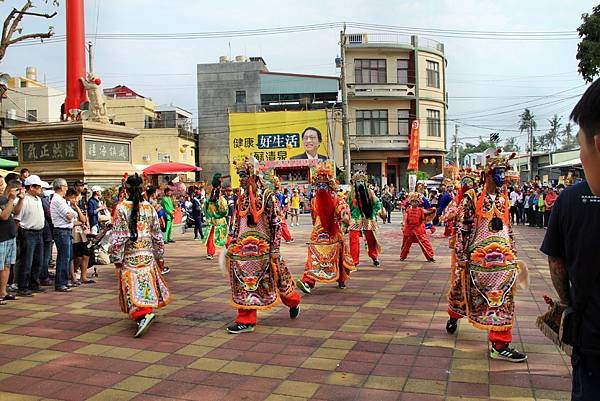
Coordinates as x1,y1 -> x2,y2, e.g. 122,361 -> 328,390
202,174 -> 229,260
160,187 -> 175,243
400,192 -> 435,262
416,182 -> 437,234
272,176 -> 294,243
446,149 -> 528,362
442,168 -> 480,328
296,162 -> 355,293
224,157 -> 300,334
111,173 -> 171,338
348,171 -> 382,266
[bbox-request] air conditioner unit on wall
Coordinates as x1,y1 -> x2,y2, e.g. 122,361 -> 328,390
157,153 -> 171,162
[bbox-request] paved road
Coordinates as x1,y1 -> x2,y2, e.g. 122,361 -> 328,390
0,213 -> 572,400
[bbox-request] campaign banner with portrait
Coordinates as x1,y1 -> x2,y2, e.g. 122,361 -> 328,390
228,110 -> 329,186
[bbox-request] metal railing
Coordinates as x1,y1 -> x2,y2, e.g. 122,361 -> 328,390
345,33 -> 444,53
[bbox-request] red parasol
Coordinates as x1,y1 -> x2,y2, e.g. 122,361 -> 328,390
143,162 -> 202,175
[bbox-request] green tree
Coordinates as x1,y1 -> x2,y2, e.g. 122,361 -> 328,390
0,1 -> 58,64
546,114 -> 562,151
560,122 -> 578,150
519,108 -> 538,181
503,137 -> 519,152
576,4 -> 600,83
459,137 -> 496,162
519,108 -> 537,149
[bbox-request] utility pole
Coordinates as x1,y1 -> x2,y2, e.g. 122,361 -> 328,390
87,41 -> 94,76
528,125 -> 533,182
454,124 -> 459,168
340,24 -> 351,185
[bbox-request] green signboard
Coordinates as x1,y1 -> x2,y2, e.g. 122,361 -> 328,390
85,140 -> 130,162
22,140 -> 79,162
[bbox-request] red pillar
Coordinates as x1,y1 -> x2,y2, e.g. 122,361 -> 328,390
65,0 -> 87,114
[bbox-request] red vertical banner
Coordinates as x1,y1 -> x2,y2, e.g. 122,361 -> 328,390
66,0 -> 87,113
407,120 -> 420,171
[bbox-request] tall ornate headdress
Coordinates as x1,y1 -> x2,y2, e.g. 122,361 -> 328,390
407,192 -> 422,203
484,148 -> 516,173
312,162 -> 337,189
233,156 -> 260,177
351,170 -> 369,184
458,168 -> 480,187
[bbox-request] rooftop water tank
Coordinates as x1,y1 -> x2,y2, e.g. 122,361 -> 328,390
26,66 -> 37,81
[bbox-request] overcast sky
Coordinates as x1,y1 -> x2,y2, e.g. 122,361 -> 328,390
0,0 -> 596,149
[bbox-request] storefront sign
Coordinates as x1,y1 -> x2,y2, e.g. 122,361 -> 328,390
85,140 -> 130,162
263,159 -> 320,169
22,140 -> 79,162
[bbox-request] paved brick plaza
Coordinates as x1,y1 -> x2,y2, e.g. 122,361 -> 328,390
0,213 -> 572,401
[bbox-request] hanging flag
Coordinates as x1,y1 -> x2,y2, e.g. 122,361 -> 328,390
407,120 -> 420,171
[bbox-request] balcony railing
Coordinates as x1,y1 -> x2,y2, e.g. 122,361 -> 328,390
347,83 -> 416,97
345,33 -> 444,53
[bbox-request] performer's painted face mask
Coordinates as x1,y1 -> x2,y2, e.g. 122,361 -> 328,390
238,171 -> 250,187
492,168 -> 505,186
316,182 -> 329,191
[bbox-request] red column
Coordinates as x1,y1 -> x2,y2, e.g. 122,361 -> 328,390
65,0 -> 87,114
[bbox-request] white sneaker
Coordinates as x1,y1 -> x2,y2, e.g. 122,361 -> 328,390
134,313 -> 156,338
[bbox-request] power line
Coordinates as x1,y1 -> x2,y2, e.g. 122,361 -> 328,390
10,21 -> 579,49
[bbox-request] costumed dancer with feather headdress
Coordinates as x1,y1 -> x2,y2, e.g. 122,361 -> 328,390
296,162 -> 356,293
110,173 -> 171,338
446,149 -> 529,362
202,174 -> 229,260
224,157 -> 300,334
399,192 -> 435,262
348,171 -> 383,267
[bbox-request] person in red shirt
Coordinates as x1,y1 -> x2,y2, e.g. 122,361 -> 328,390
543,187 -> 557,228
400,192 -> 435,262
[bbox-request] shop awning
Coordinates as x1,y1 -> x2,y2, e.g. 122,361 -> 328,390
541,157 -> 582,169
143,162 -> 201,175
0,158 -> 18,169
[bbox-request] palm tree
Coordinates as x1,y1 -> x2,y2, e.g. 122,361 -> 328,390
560,122 -> 578,150
546,114 -> 562,151
518,109 -> 537,181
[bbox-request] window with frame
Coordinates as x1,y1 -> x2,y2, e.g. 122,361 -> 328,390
397,110 -> 410,136
426,60 -> 440,88
354,59 -> 386,84
427,109 -> 441,137
235,90 -> 246,104
26,109 -> 37,122
356,110 -> 388,136
397,59 -> 409,84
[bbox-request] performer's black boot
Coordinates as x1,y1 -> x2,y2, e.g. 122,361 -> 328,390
446,317 -> 458,334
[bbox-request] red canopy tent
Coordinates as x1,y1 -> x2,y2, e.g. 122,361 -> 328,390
143,162 -> 202,175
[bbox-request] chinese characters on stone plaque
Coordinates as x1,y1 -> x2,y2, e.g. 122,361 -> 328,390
22,140 -> 79,162
85,140 -> 130,162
